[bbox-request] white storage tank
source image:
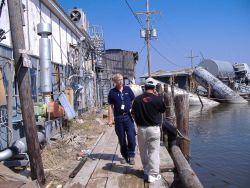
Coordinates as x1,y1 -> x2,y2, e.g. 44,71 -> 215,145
198,59 -> 235,79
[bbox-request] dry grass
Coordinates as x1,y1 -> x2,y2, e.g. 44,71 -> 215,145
41,110 -> 107,187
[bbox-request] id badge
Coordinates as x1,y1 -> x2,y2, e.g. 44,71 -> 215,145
121,104 -> 125,110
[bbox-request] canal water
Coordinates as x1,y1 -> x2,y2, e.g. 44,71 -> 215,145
189,103 -> 250,188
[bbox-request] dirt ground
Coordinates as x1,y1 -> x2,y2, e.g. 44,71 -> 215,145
41,110 -> 108,187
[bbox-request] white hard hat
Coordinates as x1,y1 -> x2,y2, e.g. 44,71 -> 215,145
145,77 -> 157,87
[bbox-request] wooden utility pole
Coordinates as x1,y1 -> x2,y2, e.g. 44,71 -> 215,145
7,0 -> 45,184
135,0 -> 160,77
186,50 -> 199,68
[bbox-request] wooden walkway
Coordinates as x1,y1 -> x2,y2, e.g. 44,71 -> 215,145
64,127 -> 175,188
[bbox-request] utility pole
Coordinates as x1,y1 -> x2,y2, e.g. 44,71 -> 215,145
136,0 -> 159,77
7,0 -> 45,185
186,50 -> 198,68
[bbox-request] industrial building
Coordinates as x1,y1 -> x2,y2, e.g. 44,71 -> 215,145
0,0 -> 138,160
0,0 -> 101,154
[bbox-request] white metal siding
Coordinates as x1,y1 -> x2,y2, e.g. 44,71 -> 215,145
0,1 -> 11,47
60,22 -> 67,65
51,13 -> 61,64
28,0 -> 40,56
1,0 -> 88,68
41,3 -> 51,24
22,0 -> 30,50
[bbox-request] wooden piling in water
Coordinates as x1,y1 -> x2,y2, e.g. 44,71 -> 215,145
162,84 -> 176,148
174,94 -> 190,159
171,145 -> 203,188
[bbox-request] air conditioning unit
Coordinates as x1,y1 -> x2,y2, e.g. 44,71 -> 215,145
69,8 -> 88,32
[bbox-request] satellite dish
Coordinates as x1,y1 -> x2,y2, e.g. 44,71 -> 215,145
70,10 -> 81,22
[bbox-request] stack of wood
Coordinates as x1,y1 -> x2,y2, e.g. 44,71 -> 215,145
0,164 -> 39,188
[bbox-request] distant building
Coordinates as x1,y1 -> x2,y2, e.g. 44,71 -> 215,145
141,68 -> 194,92
98,49 -> 138,104
104,49 -> 138,82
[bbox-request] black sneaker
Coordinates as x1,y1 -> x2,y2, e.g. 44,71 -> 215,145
120,158 -> 127,164
144,174 -> 148,181
128,157 -> 135,165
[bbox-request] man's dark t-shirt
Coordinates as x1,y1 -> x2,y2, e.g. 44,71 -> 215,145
108,86 -> 135,117
132,92 -> 166,127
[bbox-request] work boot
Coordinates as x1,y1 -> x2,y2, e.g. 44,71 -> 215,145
120,157 -> 127,164
128,157 -> 135,165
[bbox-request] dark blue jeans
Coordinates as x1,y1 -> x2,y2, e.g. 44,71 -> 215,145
114,115 -> 136,159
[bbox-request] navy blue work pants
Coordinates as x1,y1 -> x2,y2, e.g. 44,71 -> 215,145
114,115 -> 136,159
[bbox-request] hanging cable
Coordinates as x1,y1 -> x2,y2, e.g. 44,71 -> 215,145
122,0 -> 145,28
150,43 -> 180,68
138,43 -> 146,55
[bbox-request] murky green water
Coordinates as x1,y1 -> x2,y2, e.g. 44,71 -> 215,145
189,103 -> 250,188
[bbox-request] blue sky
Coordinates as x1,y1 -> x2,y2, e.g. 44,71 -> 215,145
58,0 -> 250,78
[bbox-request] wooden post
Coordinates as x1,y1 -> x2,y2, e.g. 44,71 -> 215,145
171,145 -> 203,188
162,84 -> 176,148
164,85 -> 175,125
156,83 -> 163,95
171,83 -> 175,99
7,0 -> 45,184
163,83 -> 168,93
174,94 -> 190,159
197,93 -> 204,107
7,61 -> 14,146
208,84 -> 211,98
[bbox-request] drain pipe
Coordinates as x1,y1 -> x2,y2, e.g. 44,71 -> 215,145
37,23 -> 52,103
0,132 -> 45,161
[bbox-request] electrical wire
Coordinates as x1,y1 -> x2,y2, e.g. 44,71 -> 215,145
122,0 -> 144,29
150,43 -> 180,68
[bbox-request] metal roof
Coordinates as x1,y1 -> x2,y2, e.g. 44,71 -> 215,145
140,68 -> 193,78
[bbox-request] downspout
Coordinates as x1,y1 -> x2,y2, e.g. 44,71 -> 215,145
0,132 -> 45,161
37,23 -> 52,103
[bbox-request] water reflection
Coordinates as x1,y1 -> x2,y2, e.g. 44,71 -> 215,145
189,103 -> 250,188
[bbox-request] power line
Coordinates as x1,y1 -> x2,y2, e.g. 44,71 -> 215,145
138,43 -> 146,54
150,44 -> 180,68
123,0 -> 144,28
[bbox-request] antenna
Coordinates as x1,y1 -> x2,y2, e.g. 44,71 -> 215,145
199,51 -> 205,61
186,50 -> 198,68
135,0 -> 160,77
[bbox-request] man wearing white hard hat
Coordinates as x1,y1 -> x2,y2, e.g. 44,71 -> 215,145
131,77 -> 166,183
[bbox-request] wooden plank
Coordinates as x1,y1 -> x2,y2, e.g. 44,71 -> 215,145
148,177 -> 169,188
120,147 -> 144,188
65,128 -> 114,188
105,145 -> 128,188
159,145 -> 175,171
86,178 -> 107,188
91,137 -> 118,178
161,172 -> 174,187
69,157 -> 88,178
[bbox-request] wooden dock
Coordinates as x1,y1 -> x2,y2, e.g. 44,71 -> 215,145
64,127 -> 175,188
